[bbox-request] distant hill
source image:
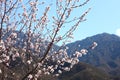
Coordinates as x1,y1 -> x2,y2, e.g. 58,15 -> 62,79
59,62 -> 111,80
1,32 -> 120,80
66,33 -> 120,78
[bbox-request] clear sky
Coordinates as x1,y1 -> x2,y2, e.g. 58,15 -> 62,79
72,0 -> 120,42
21,0 -> 120,44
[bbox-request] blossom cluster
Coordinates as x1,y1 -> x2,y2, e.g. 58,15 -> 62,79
0,31 -> 97,80
0,0 -> 94,80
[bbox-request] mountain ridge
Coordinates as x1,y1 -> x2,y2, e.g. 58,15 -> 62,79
66,33 -> 120,77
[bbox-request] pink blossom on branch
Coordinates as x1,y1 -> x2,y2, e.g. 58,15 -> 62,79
0,0 -> 97,80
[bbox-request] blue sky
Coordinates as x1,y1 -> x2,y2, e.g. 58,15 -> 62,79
21,0 -> 120,44
72,0 -> 120,42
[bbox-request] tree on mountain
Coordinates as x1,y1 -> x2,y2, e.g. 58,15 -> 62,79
0,0 -> 96,79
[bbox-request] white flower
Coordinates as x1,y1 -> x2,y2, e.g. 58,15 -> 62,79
63,67 -> 70,71
0,69 -> 2,74
12,55 -> 16,61
54,65 -> 58,69
78,45 -> 80,47
48,66 -> 53,70
62,58 -> 65,62
15,52 -> 20,57
57,60 -> 61,64
58,70 -> 62,74
67,33 -> 74,39
75,51 -> 82,57
6,56 -> 10,61
0,60 -> 2,63
42,68 -> 46,72
29,1 -> 37,6
12,73 -> 15,75
22,11 -> 28,17
30,42 -> 34,49
6,63 -> 9,66
37,70 -> 42,75
38,63 -> 42,67
66,58 -> 72,63
11,32 -> 17,38
50,68 -> 54,73
70,65 -> 73,69
80,49 -> 88,55
2,54 -> 6,57
44,72 -> 50,75
66,46 -> 69,49
28,74 -> 33,79
27,60 -> 31,64
55,74 -> 59,76
91,42 -> 98,49
34,78 -> 38,80
74,58 -> 79,63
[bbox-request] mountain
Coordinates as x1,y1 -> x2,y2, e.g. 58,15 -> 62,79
1,31 -> 120,79
66,33 -> 120,78
59,62 -> 111,80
